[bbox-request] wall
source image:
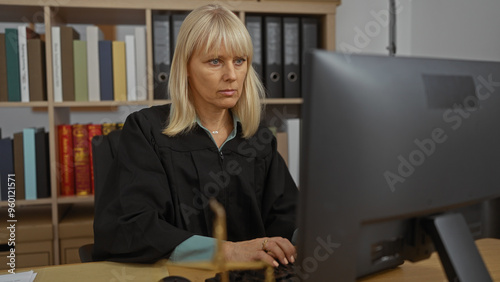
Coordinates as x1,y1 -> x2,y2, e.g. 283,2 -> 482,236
410,0 -> 500,61
336,0 -> 500,61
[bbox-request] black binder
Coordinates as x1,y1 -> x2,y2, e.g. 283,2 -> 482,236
264,16 -> 283,98
245,15 -> 264,81
283,17 -> 300,98
153,13 -> 171,100
35,130 -> 50,198
0,137 -> 13,201
301,17 -> 319,98
171,13 -> 188,59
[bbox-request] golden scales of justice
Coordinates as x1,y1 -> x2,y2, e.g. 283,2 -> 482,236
164,199 -> 275,282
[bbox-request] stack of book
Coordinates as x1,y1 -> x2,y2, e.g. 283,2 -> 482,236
57,122 -> 123,197
245,15 -> 320,99
0,27 -> 47,102
51,25 -> 147,102
0,127 -> 50,201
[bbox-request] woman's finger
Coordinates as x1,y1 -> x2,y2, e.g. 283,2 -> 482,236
264,240 -> 288,265
273,237 -> 297,263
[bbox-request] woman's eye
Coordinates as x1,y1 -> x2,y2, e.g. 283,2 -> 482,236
209,58 -> 220,65
235,58 -> 246,66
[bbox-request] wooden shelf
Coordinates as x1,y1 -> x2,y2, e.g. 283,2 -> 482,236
56,7 -> 146,25
266,98 -> 303,104
0,198 -> 52,208
152,98 -> 303,106
53,101 -> 151,107
0,4 -> 44,22
41,0 -> 339,14
57,195 -> 95,204
0,101 -> 49,107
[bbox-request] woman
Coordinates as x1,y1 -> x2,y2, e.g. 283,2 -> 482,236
93,4 -> 298,268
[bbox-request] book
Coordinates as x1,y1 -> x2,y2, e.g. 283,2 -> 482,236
102,123 -> 117,135
58,124 -> 75,196
23,127 -> 40,200
73,40 -> 88,101
0,34 -> 8,101
98,40 -> 113,101
112,41 -> 127,101
135,27 -> 147,101
125,35 -> 137,101
264,17 -> 283,98
276,131 -> 289,166
72,124 -> 91,196
18,26 -> 30,102
52,26 -> 63,102
86,26 -> 104,102
0,137 -> 14,201
283,17 -> 301,98
5,28 -> 21,101
13,132 -> 25,200
87,124 -> 102,194
27,39 -> 47,101
286,119 -> 300,187
245,16 -> 264,81
35,130 -> 50,198
153,13 -> 171,100
61,26 -> 80,101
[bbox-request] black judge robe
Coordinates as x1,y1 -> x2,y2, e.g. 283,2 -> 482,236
93,104 -> 298,263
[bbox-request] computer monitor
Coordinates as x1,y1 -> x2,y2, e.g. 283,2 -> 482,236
296,50 -> 500,281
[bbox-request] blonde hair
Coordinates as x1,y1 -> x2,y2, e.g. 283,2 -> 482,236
162,4 -> 265,139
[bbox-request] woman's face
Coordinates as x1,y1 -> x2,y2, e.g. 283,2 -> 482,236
187,45 -> 248,112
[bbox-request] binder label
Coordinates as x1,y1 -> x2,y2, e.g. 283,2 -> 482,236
284,22 -> 299,65
266,22 -> 281,65
247,22 -> 262,65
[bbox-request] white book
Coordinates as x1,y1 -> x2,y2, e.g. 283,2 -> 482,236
135,27 -> 147,101
125,35 -> 137,101
86,26 -> 103,101
52,26 -> 63,102
17,26 -> 30,102
286,118 -> 301,188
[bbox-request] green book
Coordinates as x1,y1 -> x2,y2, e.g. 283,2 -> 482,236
73,40 -> 88,101
0,34 -> 8,101
5,29 -> 21,102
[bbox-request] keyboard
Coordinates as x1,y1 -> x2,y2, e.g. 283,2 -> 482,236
205,263 -> 299,281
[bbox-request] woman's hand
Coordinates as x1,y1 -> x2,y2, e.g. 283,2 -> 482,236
222,237 -> 296,267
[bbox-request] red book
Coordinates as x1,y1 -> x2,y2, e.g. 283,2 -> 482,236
58,124 -> 75,196
87,124 -> 102,195
72,124 -> 91,196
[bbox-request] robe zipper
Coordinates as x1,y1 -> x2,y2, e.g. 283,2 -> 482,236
219,150 -> 224,166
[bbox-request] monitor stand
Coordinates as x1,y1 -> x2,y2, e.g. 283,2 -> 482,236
423,213 -> 492,282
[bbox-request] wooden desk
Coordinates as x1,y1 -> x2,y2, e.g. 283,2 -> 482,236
3,239 -> 499,281
358,238 -> 500,282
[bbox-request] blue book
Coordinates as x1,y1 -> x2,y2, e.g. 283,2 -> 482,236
23,128 -> 39,200
5,29 -> 21,101
98,40 -> 114,101
0,137 -> 14,201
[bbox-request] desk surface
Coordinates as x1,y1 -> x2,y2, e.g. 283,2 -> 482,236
4,238 -> 499,281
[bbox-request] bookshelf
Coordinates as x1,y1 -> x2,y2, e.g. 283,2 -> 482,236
0,0 -> 340,265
